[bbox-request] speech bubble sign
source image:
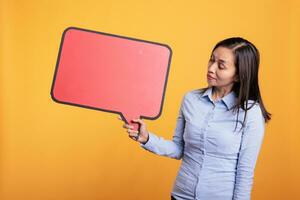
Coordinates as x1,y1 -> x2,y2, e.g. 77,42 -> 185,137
51,27 -> 172,131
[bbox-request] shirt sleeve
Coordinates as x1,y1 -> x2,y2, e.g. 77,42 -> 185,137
139,94 -> 186,160
233,103 -> 266,200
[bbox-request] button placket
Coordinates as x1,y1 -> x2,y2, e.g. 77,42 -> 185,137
195,104 -> 216,199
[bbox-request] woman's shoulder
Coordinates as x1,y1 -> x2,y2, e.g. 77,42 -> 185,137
177,88 -> 209,111
182,87 -> 206,101
185,87 -> 207,97
244,100 -> 261,112
244,101 -> 265,126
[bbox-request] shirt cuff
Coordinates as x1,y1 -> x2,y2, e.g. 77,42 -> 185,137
139,132 -> 155,149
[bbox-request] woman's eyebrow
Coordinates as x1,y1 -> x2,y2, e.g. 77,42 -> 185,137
212,55 -> 227,64
219,59 -> 227,64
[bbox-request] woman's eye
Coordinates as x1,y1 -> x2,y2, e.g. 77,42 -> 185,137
218,64 -> 225,69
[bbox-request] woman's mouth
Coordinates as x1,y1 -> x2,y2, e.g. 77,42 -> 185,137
207,74 -> 216,80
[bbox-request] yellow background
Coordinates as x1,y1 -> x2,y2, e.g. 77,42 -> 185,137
1,0 -> 299,199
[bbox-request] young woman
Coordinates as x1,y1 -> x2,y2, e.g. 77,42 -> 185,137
120,37 -> 271,200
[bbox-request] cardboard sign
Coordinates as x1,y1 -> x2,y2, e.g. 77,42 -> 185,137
51,27 -> 172,131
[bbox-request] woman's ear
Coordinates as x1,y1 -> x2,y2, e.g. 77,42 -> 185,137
234,75 -> 239,82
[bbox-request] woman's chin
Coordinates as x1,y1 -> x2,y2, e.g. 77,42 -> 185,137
207,81 -> 216,87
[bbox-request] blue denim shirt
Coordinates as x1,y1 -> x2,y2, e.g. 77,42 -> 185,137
140,86 -> 265,200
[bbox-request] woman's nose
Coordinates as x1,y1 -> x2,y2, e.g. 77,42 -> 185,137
208,62 -> 217,73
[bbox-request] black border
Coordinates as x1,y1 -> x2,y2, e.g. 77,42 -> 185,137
50,26 -> 173,124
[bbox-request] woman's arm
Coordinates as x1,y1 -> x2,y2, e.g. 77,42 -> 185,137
139,94 -> 186,160
233,104 -> 266,200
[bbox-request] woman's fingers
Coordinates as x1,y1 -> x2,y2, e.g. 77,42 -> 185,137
123,124 -> 134,129
127,128 -> 139,140
118,116 -> 142,142
118,116 -> 143,127
129,135 -> 139,141
128,131 -> 139,141
128,129 -> 139,134
118,116 -> 135,129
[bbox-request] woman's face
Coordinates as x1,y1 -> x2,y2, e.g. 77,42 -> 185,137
207,46 -> 239,90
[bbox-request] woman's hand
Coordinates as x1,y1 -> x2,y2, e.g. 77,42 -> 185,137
118,116 -> 149,144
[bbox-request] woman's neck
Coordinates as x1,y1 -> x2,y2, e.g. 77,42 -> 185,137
211,86 -> 232,101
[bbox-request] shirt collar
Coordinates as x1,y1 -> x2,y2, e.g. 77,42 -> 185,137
201,86 -> 237,110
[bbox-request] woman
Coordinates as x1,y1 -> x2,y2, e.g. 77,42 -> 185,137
120,37 -> 271,200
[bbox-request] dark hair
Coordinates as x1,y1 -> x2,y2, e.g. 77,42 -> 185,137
200,37 -> 271,132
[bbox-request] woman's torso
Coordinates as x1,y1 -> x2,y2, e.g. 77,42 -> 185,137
171,87 -> 251,200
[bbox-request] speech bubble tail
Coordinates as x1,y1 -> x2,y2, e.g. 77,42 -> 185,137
121,113 -> 141,132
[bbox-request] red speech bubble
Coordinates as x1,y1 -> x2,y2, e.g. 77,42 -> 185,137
51,27 -> 172,131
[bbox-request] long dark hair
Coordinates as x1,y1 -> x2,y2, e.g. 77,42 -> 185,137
201,37 -> 271,132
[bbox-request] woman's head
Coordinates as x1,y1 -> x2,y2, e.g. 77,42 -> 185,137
209,37 -> 261,101
204,37 -> 271,130
207,46 -> 239,90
